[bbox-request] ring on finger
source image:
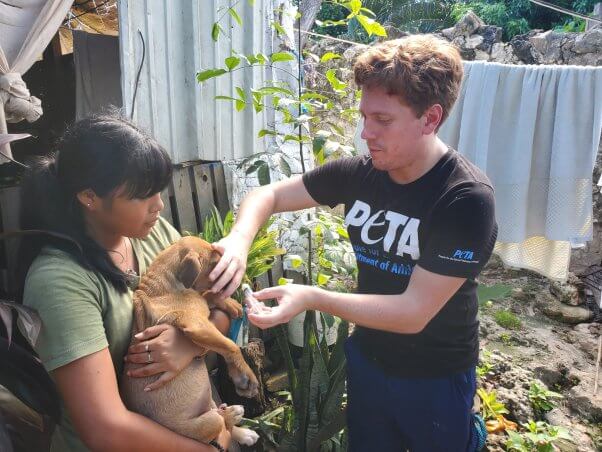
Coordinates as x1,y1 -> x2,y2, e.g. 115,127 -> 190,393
146,352 -> 152,364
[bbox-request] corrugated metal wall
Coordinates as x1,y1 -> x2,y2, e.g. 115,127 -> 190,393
119,0 -> 293,163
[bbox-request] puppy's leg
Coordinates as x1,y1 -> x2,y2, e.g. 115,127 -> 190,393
175,407 -> 225,444
217,403 -> 244,430
177,318 -> 259,398
232,426 -> 260,447
132,293 -> 149,335
204,292 -> 243,318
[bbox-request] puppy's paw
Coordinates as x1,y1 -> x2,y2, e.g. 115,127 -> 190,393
232,426 -> 259,446
224,298 -> 243,318
228,365 -> 260,398
218,404 -> 244,429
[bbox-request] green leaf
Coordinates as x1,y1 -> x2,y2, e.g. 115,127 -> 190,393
257,162 -> 271,185
300,92 -> 328,101
228,7 -> 242,26
279,155 -> 292,177
317,273 -> 331,286
356,14 -> 387,37
320,52 -> 341,63
348,0 -> 362,17
278,277 -> 293,285
273,21 -> 286,36
252,99 -> 263,113
245,160 -> 263,175
270,52 -> 295,63
283,134 -> 301,143
236,86 -> 246,101
313,136 -> 326,155
197,68 -> 227,82
235,99 -> 246,111
257,86 -> 295,96
256,53 -> 268,64
258,129 -> 278,138
225,56 -> 241,71
287,255 -> 303,269
211,23 -> 222,41
325,69 -> 347,92
215,95 -> 237,102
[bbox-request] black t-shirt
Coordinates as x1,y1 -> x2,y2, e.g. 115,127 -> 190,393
302,149 -> 498,377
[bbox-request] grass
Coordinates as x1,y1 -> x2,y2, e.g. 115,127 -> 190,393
494,310 -> 522,330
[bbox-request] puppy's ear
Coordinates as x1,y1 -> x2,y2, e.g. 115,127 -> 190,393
189,250 -> 221,291
209,249 -> 221,267
177,250 -> 202,288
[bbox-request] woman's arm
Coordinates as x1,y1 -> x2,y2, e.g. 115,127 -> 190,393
52,348 -> 230,452
124,311 -> 232,390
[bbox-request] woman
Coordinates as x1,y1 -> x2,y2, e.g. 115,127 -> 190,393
18,114 -> 231,451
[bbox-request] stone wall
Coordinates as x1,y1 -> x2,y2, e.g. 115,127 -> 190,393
439,11 -> 602,66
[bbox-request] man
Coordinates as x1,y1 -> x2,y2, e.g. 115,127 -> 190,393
209,34 -> 496,451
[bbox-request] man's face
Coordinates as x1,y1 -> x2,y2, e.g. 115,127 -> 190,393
359,86 -> 426,177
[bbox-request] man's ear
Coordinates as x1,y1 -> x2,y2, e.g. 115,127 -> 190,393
177,250 -> 202,288
422,103 -> 443,135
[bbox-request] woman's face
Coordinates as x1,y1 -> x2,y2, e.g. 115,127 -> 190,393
91,187 -> 164,239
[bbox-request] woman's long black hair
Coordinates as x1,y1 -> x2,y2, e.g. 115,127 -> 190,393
17,113 -> 172,296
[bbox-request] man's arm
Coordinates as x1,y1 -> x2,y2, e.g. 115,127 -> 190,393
248,265 -> 466,334
209,175 -> 319,297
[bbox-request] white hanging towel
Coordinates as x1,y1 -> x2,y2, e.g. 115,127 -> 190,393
356,60 -> 602,280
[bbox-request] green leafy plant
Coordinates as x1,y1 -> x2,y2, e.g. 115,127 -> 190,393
499,332 -> 514,346
506,420 -> 571,452
477,387 -> 509,420
476,349 -> 493,378
289,212 -> 357,289
494,310 -> 522,330
528,381 -> 563,414
278,315 -> 350,451
196,5 -> 381,450
197,1 -> 386,185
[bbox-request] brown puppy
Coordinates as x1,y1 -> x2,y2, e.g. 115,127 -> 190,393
120,236 -> 259,446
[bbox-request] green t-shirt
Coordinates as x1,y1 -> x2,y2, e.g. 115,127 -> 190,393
22,217 -> 181,452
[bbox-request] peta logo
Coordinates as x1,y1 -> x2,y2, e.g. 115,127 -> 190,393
344,200 -> 420,260
453,249 -> 474,260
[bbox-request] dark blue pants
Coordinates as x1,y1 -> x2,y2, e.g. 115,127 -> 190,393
345,336 -> 477,452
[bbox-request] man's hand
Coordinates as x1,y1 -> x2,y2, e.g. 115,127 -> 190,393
246,284 -> 317,329
209,231 -> 250,299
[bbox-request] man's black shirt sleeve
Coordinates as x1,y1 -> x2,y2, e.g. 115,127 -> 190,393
418,182 -> 498,279
302,157 -> 363,208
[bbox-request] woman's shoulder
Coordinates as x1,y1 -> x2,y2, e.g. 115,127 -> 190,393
27,246 -> 94,279
24,247 -> 101,308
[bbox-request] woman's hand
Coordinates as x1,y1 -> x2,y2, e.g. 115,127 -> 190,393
124,324 -> 199,391
246,284 -> 317,329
